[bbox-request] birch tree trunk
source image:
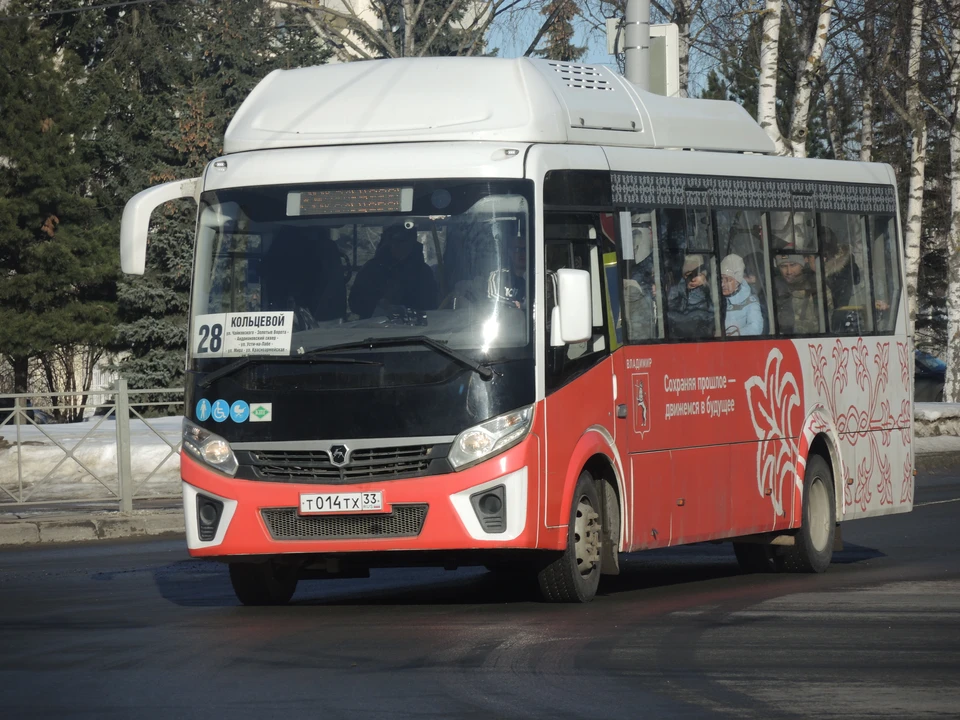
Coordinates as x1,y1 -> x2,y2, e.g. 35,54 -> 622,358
758,0 -> 788,154
860,9 -> 874,161
903,0 -> 926,328
787,0 -> 835,158
944,17 -> 960,402
822,77 -> 843,158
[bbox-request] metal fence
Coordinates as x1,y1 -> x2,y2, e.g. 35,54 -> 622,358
0,379 -> 183,512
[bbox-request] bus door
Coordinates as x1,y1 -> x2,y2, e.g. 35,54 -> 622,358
542,212 -> 617,529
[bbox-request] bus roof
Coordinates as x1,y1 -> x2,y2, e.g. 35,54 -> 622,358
223,57 -> 775,156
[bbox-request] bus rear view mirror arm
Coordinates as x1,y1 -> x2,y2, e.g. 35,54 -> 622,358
550,268 -> 592,346
121,177 -> 201,275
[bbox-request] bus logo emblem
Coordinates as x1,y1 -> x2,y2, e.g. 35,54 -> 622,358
330,445 -> 349,466
633,373 -> 651,437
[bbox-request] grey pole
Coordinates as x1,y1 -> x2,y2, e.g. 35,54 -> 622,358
624,0 -> 651,89
116,378 -> 134,514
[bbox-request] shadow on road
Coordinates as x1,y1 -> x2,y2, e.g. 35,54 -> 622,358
148,538 -> 886,610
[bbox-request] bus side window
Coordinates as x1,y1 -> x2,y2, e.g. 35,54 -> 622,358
869,215 -> 901,333
716,209 -> 771,336
621,209 -> 661,342
819,212 -> 873,335
659,207 -> 720,340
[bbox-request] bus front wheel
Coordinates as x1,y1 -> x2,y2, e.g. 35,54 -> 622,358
538,470 -> 602,603
229,560 -> 299,606
778,453 -> 836,573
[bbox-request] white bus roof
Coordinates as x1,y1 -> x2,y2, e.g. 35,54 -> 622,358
223,57 -> 775,156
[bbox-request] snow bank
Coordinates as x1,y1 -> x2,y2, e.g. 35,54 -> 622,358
915,403 -> 960,437
0,416 -> 182,504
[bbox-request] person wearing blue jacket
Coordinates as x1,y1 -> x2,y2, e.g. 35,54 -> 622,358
720,254 -> 763,337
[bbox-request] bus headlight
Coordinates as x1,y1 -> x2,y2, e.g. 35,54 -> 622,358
449,405 -> 533,470
182,418 -> 238,476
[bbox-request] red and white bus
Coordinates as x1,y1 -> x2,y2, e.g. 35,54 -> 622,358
121,58 -> 912,604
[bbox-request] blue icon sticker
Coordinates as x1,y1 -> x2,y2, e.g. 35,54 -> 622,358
211,399 -> 230,423
230,400 -> 250,423
196,399 -> 211,422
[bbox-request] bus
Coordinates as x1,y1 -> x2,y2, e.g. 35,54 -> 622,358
120,57 -> 913,604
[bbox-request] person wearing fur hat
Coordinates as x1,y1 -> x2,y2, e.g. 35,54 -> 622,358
666,253 -> 714,338
720,254 -> 762,336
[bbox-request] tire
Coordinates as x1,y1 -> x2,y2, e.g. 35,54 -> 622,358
778,453 -> 836,573
538,470 -> 602,603
733,542 -> 776,573
229,561 -> 299,606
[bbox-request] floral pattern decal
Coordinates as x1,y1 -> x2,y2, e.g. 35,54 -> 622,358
807,338 -> 912,513
745,349 -> 801,518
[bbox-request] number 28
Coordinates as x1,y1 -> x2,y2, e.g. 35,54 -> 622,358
197,323 -> 223,353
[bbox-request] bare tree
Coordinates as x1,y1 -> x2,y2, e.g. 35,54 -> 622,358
277,0 -> 532,59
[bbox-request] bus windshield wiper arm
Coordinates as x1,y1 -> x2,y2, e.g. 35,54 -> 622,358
305,335 -> 498,381
198,355 -> 382,388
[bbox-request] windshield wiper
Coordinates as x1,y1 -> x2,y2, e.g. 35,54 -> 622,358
305,335 -> 498,381
198,355 -> 382,389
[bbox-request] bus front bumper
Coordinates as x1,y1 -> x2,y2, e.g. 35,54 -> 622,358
180,435 -> 544,558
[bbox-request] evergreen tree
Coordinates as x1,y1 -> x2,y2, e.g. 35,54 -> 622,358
43,0 -> 329,390
0,5 -> 117,395
534,0 -> 586,62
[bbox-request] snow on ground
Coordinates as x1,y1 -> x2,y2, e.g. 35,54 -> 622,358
0,416 -> 182,505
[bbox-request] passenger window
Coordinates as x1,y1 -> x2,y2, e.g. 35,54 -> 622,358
659,207 -> 720,339
869,215 -> 901,332
716,209 -> 771,336
819,213 -> 873,335
619,209 -> 662,342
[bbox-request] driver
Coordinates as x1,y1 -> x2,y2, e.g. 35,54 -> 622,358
349,223 -> 439,319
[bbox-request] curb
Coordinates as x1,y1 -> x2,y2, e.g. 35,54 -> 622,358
915,451 -> 960,474
0,510 -> 184,547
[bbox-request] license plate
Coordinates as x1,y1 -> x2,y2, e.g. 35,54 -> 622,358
299,491 -> 384,515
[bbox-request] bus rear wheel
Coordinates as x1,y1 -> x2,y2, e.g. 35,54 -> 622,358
229,560 -> 299,605
778,453 -> 836,573
538,470 -> 602,603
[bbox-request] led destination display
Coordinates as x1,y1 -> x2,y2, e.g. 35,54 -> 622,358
286,187 -> 414,216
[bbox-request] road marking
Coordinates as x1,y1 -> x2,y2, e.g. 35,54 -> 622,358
915,497 -> 960,507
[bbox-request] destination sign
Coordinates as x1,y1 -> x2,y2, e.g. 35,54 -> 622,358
287,187 -> 414,216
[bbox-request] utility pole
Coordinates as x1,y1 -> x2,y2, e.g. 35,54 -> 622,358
624,0 -> 651,89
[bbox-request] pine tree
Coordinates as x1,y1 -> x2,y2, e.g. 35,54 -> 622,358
0,5 -> 117,396
534,0 -> 585,62
43,0 -> 329,390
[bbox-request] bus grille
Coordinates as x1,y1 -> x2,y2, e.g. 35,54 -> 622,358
261,504 -> 428,540
243,445 -> 436,482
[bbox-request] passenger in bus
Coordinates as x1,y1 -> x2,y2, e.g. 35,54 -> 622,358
349,223 -> 439,318
666,254 -> 714,338
819,226 -> 863,309
262,226 -> 347,324
773,251 -> 827,334
720,254 -> 762,337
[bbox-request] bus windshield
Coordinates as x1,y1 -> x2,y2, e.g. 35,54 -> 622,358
190,180 -> 533,366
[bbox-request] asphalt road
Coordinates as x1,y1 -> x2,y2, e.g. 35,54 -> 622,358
1,471 -> 959,720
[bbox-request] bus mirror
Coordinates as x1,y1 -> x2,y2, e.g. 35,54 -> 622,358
550,268 -> 592,346
121,177 -> 201,274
